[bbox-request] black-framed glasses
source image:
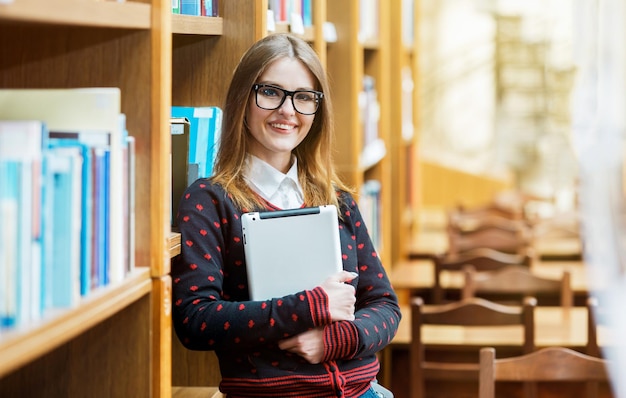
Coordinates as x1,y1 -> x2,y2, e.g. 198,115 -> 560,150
252,84 -> 323,115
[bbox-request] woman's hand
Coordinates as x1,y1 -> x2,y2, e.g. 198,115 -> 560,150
320,271 -> 357,322
278,327 -> 325,364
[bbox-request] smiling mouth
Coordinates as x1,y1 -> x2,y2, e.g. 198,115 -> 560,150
270,122 -> 296,131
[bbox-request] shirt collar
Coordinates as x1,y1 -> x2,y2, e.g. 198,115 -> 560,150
244,154 -> 303,199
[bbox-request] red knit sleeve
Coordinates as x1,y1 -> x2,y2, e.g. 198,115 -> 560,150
322,320 -> 359,361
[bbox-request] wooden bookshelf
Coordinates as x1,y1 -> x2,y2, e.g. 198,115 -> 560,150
0,0 -> 171,396
388,0 -> 420,266
326,0 -> 395,269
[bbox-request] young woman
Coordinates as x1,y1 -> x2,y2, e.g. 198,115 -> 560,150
171,33 -> 401,398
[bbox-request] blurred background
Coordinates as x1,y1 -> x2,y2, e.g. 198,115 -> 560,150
417,0 -> 577,213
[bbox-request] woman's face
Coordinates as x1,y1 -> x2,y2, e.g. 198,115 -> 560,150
246,57 -> 317,173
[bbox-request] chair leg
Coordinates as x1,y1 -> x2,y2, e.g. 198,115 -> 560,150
523,381 -> 538,398
586,381 -> 599,398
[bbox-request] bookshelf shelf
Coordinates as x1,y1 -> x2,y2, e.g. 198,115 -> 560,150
172,14 -> 223,35
0,0 -> 151,29
0,267 -> 151,379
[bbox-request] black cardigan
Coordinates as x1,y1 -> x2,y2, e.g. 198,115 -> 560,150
172,179 -> 401,397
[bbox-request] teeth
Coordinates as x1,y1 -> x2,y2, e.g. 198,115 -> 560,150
271,123 -> 294,130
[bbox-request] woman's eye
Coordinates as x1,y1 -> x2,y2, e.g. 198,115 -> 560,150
295,93 -> 314,102
261,88 -> 280,97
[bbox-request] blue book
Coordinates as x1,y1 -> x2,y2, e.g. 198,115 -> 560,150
47,144 -> 83,308
0,161 -> 19,328
171,106 -> 221,180
302,0 -> 313,27
102,149 -> 111,287
48,132 -> 96,297
180,0 -> 200,15
206,107 -> 222,177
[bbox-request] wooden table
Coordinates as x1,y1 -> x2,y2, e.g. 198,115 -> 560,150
407,230 -> 582,260
390,259 -> 591,295
390,305 -> 592,349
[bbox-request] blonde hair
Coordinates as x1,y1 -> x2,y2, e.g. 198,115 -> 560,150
211,33 -> 351,211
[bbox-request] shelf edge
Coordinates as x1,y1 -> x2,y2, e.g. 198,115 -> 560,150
0,0 -> 151,29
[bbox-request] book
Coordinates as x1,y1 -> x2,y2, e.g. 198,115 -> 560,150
48,130 -> 114,296
124,134 -> 136,276
0,120 -> 46,325
171,106 -> 222,180
180,0 -> 200,15
206,106 -> 222,176
360,179 -> 382,252
0,161 -> 19,328
0,88 -> 127,288
170,117 -> 191,227
0,120 -> 46,327
47,144 -> 83,308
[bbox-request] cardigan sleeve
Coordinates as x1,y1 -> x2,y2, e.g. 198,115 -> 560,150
321,193 -> 402,361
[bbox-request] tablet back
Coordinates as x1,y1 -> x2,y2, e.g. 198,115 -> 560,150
241,205 -> 343,301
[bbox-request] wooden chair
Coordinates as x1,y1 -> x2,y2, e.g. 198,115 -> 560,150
431,247 -> 535,303
462,264 -> 573,307
587,296 -> 601,357
448,209 -> 532,235
478,346 -> 611,398
410,296 -> 536,398
454,201 -> 525,221
447,225 -> 534,256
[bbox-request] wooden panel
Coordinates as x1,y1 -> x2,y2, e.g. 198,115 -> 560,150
419,160 -> 514,208
0,0 -> 151,28
172,386 -> 222,398
171,332 -> 222,387
326,0 -> 363,189
153,275 -> 173,398
149,0 -> 173,278
172,0 -> 266,108
0,294 -> 152,397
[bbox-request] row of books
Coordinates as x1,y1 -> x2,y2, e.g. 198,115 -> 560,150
170,106 -> 223,227
0,88 -> 135,330
360,75 -> 386,169
173,0 -> 219,17
268,0 -> 314,32
359,179 -> 383,253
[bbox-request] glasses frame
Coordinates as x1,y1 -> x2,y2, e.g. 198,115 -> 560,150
252,83 -> 324,115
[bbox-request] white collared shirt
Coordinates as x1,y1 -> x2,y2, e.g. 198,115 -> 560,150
244,155 -> 304,209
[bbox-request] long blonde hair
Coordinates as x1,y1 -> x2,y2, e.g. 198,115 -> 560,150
211,33 -> 351,211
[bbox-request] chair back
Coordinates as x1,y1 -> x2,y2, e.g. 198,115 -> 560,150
410,296 -> 536,398
432,248 -> 534,303
462,264 -> 573,308
479,346 -> 610,398
448,210 -> 530,235
447,226 -> 533,255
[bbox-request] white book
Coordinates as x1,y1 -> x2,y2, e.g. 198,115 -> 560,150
0,120 -> 45,324
0,120 -> 46,326
0,88 -> 126,286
